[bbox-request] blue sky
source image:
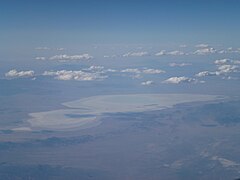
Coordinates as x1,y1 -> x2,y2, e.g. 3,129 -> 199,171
1,0 -> 240,46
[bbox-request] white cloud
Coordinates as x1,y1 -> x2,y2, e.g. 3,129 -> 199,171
84,66 -> 104,71
5,69 -> 35,78
195,71 -> 217,77
155,50 -> 166,56
35,56 -> 46,60
179,44 -> 187,48
121,68 -> 141,73
106,69 -> 117,72
132,74 -> 142,79
196,64 -> 239,78
169,63 -> 192,67
43,70 -> 107,81
217,64 -> 238,74
167,50 -> 186,56
56,48 -> 65,51
163,76 -> 199,84
103,55 -> 117,58
233,60 -> 240,64
193,47 -> 216,55
142,68 -> 165,74
214,59 -> 231,65
195,44 -> 209,48
121,68 -> 165,74
217,48 -> 240,54
222,76 -> 239,80
155,50 -> 186,56
141,80 -> 154,86
35,47 -> 66,51
49,54 -> 93,61
35,47 -> 50,50
217,50 -> 227,54
123,51 -> 149,57
214,59 -> 240,65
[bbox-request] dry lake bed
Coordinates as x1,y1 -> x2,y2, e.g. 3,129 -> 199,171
21,94 -> 222,131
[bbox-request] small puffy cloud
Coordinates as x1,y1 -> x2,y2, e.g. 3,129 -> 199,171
5,69 -> 35,78
169,63 -> 192,67
195,44 -> 209,48
49,54 -> 93,61
195,71 -> 217,77
43,70 -> 106,81
222,76 -> 239,80
217,48 -> 240,54
167,50 -> 186,56
106,69 -> 117,72
226,47 -> 240,53
121,68 -> 165,74
142,68 -> 165,74
123,51 -> 149,57
35,47 -> 65,51
120,68 -> 142,79
193,44 -> 215,55
84,66 -> 104,71
141,80 -> 154,86
214,59 -> 231,65
155,50 -> 166,56
35,56 -> 46,60
233,60 -> 240,64
56,48 -> 65,51
179,44 -> 187,48
132,74 -> 142,79
196,64 -> 239,77
103,55 -> 117,58
193,47 -> 216,55
35,47 -> 50,50
155,50 -> 186,56
121,68 -> 141,73
163,76 -> 199,84
218,50 -> 227,54
217,64 -> 238,74
214,59 -> 240,65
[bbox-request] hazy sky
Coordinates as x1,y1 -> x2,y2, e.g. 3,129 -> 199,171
1,0 -> 240,47
1,0 -> 240,97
